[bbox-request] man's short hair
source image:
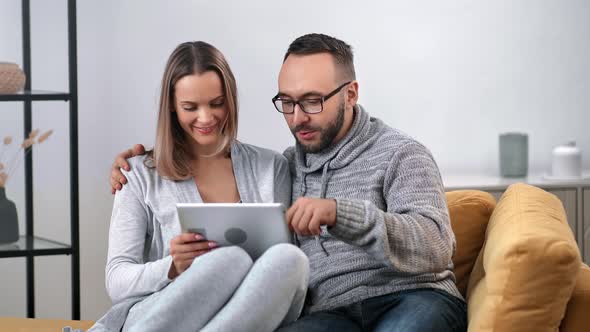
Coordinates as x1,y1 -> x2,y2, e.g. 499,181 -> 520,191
284,33 -> 356,81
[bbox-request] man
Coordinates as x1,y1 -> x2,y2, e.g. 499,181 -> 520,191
110,34 -> 466,331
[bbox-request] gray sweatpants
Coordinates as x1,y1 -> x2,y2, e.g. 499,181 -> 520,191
122,243 -> 309,332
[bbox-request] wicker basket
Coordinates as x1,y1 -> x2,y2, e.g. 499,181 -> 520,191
0,62 -> 26,94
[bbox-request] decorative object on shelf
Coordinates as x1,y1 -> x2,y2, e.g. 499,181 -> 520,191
0,62 -> 26,94
0,173 -> 19,244
0,129 -> 53,244
0,136 -> 13,162
0,130 -> 53,185
499,132 -> 528,178
546,141 -> 584,180
0,130 -> 54,244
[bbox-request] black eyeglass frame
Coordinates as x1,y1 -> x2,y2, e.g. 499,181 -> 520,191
272,81 -> 352,114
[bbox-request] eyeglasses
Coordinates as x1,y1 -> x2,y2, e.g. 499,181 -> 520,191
272,81 -> 351,114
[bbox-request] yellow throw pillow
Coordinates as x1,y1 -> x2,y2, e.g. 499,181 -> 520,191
446,190 -> 496,297
466,183 -> 581,332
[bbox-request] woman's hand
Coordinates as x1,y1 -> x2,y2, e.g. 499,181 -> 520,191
168,233 -> 218,279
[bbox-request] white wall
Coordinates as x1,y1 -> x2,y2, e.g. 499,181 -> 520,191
0,0 -> 588,320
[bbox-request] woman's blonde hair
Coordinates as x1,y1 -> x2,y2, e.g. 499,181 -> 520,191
147,41 -> 238,180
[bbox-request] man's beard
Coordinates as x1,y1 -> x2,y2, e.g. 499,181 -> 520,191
291,101 -> 345,154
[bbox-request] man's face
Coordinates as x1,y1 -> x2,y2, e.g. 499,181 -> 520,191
277,53 -> 349,153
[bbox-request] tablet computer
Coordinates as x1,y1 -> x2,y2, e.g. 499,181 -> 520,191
176,203 -> 292,260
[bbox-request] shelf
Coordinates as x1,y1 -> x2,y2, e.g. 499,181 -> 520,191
5,0 -> 81,319
443,171 -> 590,191
0,235 -> 72,258
0,90 -> 70,102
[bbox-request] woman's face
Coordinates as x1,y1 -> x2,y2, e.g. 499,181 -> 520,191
173,71 -> 228,155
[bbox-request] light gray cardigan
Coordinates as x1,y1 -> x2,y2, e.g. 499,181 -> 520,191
89,140 -> 291,332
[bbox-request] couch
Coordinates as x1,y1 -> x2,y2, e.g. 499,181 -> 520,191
448,183 -> 590,331
2,183 -> 589,331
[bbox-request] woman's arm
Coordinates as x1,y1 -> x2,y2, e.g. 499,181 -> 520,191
105,166 -> 173,304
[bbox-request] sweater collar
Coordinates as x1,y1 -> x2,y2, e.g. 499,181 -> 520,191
294,104 -> 375,174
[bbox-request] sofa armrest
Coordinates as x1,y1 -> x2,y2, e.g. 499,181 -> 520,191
466,183 -> 581,332
561,264 -> 590,332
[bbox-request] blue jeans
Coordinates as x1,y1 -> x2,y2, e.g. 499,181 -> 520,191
277,289 -> 467,332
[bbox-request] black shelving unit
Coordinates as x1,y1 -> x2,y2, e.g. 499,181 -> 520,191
0,0 -> 80,320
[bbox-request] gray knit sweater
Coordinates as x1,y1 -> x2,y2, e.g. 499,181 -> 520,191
284,105 -> 462,314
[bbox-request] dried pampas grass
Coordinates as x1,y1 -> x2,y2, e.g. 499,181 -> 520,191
0,172 -> 7,188
21,138 -> 34,149
28,129 -> 40,139
37,130 -> 53,144
0,136 -> 12,161
0,129 -> 54,186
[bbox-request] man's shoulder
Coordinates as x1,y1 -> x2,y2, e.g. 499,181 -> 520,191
371,120 -> 431,157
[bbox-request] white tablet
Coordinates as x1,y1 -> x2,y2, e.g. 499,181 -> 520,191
176,203 -> 292,260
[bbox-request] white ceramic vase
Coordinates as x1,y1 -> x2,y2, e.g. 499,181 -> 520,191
551,141 -> 582,178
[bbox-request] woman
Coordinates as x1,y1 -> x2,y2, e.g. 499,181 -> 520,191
90,41 -> 308,332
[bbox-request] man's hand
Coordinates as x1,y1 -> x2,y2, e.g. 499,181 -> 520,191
168,233 -> 218,279
110,144 -> 146,194
286,197 -> 337,236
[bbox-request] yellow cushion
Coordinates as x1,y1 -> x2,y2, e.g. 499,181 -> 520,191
0,317 -> 95,332
466,183 -> 581,332
446,190 -> 496,297
560,264 -> 590,332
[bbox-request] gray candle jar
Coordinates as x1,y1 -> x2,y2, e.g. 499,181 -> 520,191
499,133 -> 528,178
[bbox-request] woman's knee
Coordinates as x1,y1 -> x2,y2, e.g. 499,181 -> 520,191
267,243 -> 307,261
214,245 -> 253,266
181,246 -> 253,285
261,244 -> 309,278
